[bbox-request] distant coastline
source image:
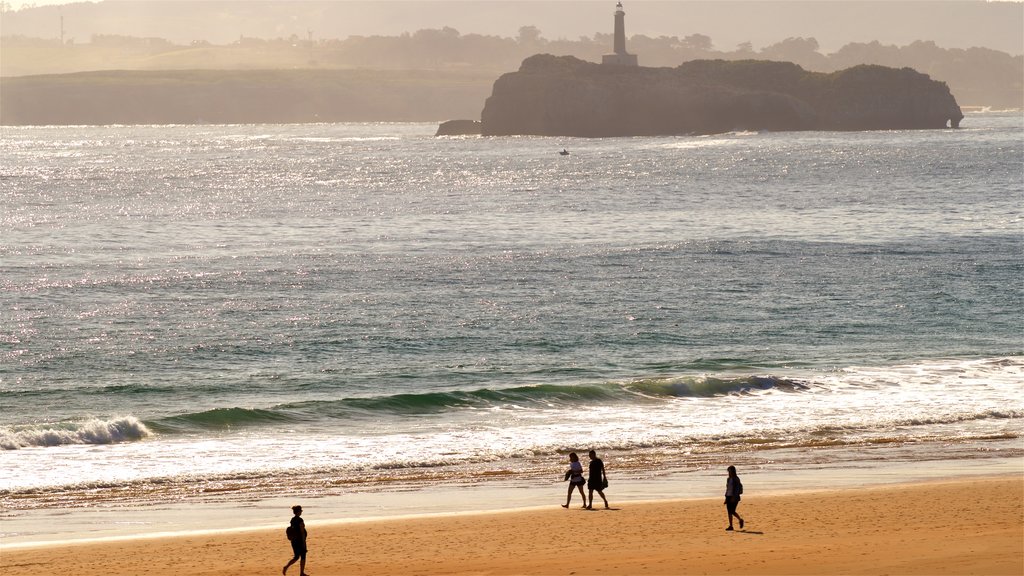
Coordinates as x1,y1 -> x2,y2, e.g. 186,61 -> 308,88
0,69 -> 494,126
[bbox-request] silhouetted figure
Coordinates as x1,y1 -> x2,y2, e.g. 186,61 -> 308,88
560,148 -> 570,155
283,505 -> 309,576
724,465 -> 745,531
562,452 -> 587,508
586,450 -> 609,509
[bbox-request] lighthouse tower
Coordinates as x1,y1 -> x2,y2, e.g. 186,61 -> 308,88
602,2 -> 638,66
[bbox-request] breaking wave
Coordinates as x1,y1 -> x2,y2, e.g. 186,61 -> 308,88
140,375 -> 808,433
1,417 -> 151,449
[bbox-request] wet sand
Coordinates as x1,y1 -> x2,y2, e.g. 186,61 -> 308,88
2,475 -> 1021,575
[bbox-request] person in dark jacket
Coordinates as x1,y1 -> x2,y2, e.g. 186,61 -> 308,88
586,450 -> 609,509
724,465 -> 745,531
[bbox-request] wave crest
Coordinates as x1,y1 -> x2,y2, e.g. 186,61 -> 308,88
151,407 -> 298,432
1,417 -> 151,450
625,375 -> 808,397
146,376 -> 808,433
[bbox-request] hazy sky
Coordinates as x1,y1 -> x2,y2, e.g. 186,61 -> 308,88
8,0 -> 66,6
4,0 -> 1023,54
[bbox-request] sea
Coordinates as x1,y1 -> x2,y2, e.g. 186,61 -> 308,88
1,112 -> 1022,545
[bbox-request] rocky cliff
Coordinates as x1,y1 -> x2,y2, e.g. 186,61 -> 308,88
481,55 -> 963,136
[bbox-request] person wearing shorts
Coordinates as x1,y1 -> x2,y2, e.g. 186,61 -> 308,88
562,452 -> 587,508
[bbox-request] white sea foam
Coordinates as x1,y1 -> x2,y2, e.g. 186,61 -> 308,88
2,357 -> 1019,495
0,417 -> 151,450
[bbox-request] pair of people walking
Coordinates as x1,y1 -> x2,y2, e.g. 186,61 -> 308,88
562,450 -> 609,509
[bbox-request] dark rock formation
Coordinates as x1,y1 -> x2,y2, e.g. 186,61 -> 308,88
435,119 -> 482,136
481,55 -> 964,137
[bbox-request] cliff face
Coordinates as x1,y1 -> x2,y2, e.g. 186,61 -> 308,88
481,55 -> 964,136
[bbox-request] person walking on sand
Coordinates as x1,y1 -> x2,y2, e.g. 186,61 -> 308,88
586,450 -> 609,509
283,505 -> 309,576
724,465 -> 745,531
562,452 -> 587,508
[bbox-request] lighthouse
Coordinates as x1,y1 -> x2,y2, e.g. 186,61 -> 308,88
602,2 -> 638,66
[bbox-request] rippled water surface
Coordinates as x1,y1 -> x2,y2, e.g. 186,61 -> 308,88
1,115 -> 1021,526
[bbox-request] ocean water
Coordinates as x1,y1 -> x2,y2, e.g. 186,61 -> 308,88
1,113 -> 1022,542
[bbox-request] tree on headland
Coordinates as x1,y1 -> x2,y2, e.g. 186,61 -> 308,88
517,26 -> 543,48
759,37 -> 828,71
683,34 -> 713,52
734,42 -> 756,58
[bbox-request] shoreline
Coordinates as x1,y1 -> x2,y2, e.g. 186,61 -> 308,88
2,474 -> 1021,575
3,448 -> 1021,549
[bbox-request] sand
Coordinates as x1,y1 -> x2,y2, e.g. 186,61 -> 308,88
2,475 -> 1021,576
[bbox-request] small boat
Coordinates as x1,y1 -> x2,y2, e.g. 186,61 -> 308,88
559,149 -> 570,156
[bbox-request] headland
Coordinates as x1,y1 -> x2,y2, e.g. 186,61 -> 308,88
474,55 -> 964,137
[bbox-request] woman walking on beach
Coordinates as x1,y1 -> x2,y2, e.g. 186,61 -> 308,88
562,452 -> 587,508
283,505 -> 309,576
586,450 -> 609,509
724,465 -> 745,531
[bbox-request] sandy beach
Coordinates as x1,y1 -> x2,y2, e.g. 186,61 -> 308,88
3,475 -> 1021,576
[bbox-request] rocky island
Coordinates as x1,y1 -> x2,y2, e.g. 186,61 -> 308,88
475,54 -> 964,137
